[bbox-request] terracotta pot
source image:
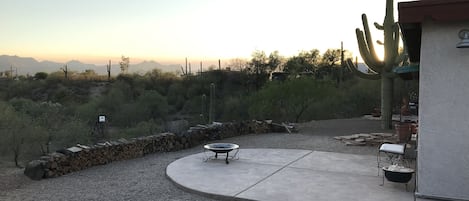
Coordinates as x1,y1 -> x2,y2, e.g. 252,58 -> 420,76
411,124 -> 418,134
395,123 -> 412,143
372,108 -> 381,117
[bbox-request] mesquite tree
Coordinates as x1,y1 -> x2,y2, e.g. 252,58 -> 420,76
119,56 -> 130,74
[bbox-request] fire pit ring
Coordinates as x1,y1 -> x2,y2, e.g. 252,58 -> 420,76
203,143 -> 239,164
381,165 -> 414,191
383,166 -> 414,183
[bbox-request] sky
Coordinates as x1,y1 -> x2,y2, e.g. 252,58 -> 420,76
0,0 -> 414,65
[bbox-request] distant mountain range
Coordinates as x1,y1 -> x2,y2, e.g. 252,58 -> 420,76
0,55 -> 372,76
0,55 -> 181,76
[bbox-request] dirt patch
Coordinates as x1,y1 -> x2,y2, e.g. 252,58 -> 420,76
296,118 -> 393,136
0,161 -> 30,195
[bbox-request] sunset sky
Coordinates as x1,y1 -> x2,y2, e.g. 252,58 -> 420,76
0,0 -> 413,65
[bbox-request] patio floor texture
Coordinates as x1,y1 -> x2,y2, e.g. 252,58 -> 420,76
166,148 -> 416,201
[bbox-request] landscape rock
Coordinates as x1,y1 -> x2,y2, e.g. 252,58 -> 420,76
24,160 -> 47,180
67,146 -> 82,153
334,132 -> 397,146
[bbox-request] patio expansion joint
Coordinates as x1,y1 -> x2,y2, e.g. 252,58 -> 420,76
286,165 -> 380,178
233,150 -> 314,197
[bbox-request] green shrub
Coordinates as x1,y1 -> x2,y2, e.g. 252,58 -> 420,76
249,78 -> 336,122
167,82 -> 186,111
34,72 -> 48,80
339,78 -> 380,117
220,96 -> 249,121
0,101 -> 37,167
75,98 -> 101,124
53,117 -> 91,149
114,119 -> 162,139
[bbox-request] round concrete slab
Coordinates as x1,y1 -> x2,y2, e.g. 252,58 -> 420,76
166,149 -> 415,201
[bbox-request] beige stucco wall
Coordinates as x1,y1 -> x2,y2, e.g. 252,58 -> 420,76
418,20 -> 469,200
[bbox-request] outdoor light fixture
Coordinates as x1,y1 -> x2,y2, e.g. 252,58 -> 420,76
98,115 -> 106,123
457,29 -> 469,48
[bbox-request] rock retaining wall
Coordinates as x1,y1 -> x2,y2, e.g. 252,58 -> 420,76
24,120 -> 285,180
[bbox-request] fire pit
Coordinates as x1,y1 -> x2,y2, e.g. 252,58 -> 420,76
203,143 -> 239,164
383,165 -> 414,183
381,165 -> 414,191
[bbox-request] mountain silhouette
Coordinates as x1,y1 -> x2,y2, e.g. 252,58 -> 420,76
0,55 -> 180,76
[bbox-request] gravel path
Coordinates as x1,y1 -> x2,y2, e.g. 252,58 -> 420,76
0,118 -> 391,201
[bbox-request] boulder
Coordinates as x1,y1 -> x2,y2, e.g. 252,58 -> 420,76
24,160 -> 47,180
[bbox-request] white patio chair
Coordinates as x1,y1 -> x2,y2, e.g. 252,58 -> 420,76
377,143 -> 405,176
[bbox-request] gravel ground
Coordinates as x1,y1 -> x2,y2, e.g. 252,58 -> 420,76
0,118 -> 391,201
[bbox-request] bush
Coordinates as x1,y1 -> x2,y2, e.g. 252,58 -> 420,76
339,78 -> 380,117
34,72 -> 48,80
220,96 -> 249,121
134,90 -> 168,121
113,119 -> 162,139
8,97 -> 42,116
0,101 -> 36,167
249,78 -> 336,122
75,98 -> 101,124
53,117 -> 91,149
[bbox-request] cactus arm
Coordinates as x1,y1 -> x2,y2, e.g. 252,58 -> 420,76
361,14 -> 381,65
383,0 -> 396,68
395,51 -> 405,65
374,22 -> 384,30
393,23 -> 400,58
345,59 -> 380,80
384,23 -> 401,71
394,28 -> 405,65
395,35 -> 410,65
356,29 -> 384,72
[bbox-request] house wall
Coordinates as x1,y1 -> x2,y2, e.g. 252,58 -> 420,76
418,20 -> 469,200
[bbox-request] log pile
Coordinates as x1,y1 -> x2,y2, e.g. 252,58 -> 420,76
31,133 -> 180,178
25,120 -> 290,180
333,133 -> 397,146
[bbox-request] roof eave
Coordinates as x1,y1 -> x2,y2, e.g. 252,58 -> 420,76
398,0 -> 469,63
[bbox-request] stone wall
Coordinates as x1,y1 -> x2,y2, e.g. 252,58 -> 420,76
24,120 -> 285,180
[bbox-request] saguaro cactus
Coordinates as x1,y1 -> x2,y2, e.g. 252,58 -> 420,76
61,64 -> 68,80
106,60 -> 111,81
346,0 -> 405,129
209,83 -> 215,124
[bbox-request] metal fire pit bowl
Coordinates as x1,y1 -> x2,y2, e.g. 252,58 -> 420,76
383,167 -> 414,183
381,165 -> 414,191
203,143 -> 239,164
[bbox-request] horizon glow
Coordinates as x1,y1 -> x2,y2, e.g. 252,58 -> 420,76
0,0 -> 413,65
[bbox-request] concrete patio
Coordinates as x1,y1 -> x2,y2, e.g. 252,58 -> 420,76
166,148 -> 415,201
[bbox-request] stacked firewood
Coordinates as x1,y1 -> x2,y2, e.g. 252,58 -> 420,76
24,120 -> 292,180
30,133 -> 179,179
